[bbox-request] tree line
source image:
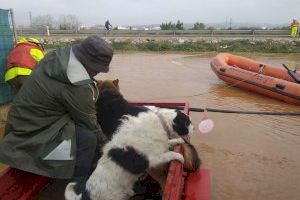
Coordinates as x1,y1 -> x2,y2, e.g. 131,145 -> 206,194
160,20 -> 291,30
30,14 -> 80,30
27,15 -> 291,31
160,20 -> 205,30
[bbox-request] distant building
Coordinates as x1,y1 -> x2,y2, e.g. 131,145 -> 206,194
79,25 -> 106,30
151,26 -> 161,30
92,25 -> 106,30
116,26 -> 130,30
79,25 -> 90,30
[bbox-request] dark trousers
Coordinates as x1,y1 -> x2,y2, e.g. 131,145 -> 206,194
74,125 -> 98,178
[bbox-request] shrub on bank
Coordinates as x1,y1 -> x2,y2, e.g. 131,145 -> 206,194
112,40 -> 300,53
44,39 -> 300,53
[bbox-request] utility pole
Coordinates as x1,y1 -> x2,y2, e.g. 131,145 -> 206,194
10,9 -> 17,44
229,17 -> 232,30
46,25 -> 50,36
226,16 -> 228,29
29,11 -> 32,27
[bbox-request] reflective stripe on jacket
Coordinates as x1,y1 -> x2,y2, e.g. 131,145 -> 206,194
5,43 -> 44,81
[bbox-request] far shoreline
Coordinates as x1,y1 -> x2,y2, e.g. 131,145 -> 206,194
43,38 -> 300,54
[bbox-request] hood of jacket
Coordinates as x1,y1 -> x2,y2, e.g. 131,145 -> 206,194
42,46 -> 92,86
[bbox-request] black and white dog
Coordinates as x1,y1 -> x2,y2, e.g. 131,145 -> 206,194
65,79 -> 193,200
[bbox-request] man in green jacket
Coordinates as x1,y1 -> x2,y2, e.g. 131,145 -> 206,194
0,35 -> 113,179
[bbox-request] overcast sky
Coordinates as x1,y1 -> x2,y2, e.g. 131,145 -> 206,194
1,0 -> 300,26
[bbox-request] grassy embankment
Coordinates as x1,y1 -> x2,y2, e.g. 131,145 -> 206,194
45,39 -> 300,53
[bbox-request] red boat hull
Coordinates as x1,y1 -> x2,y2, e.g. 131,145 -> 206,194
0,102 -> 210,200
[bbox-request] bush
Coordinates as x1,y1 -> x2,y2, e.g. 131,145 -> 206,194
44,39 -> 300,53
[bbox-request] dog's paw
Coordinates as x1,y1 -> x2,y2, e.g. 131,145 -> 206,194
172,152 -> 184,164
168,138 -> 185,146
128,189 -> 135,197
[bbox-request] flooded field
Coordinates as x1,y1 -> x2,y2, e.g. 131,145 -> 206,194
1,52 -> 299,200
99,52 -> 300,200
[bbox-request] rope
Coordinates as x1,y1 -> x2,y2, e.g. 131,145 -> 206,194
149,62 -> 299,117
146,64 -> 267,101
160,106 -> 300,116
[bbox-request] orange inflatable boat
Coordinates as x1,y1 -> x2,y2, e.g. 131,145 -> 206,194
210,53 -> 300,105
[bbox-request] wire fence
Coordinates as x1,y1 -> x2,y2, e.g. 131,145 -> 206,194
0,9 -> 14,105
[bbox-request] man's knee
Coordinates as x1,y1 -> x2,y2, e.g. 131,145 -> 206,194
87,133 -> 97,152
74,126 -> 98,177
76,126 -> 97,151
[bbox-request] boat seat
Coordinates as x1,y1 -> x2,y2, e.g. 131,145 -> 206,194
289,71 -> 300,83
282,64 -> 300,83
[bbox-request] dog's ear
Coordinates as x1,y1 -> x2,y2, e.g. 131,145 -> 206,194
182,143 -> 201,172
96,80 -> 103,91
172,110 -> 192,136
112,79 -> 119,87
97,80 -> 103,86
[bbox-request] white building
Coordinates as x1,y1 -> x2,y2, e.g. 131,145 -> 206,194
116,26 -> 130,30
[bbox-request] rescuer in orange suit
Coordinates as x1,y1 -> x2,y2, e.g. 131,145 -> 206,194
5,37 -> 45,94
290,19 -> 299,38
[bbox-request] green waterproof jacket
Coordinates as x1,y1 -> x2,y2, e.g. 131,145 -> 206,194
0,47 -> 106,178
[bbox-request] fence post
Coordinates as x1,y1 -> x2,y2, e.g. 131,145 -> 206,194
9,8 -> 17,43
46,26 -> 50,36
139,31 -> 141,40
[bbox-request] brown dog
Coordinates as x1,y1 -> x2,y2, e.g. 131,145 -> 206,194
97,79 -> 120,95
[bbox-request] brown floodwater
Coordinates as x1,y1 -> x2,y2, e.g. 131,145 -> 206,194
1,52 -> 299,200
98,52 -> 300,200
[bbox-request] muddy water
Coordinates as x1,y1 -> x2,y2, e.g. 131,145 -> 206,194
1,52 -> 299,200
98,52 -> 300,200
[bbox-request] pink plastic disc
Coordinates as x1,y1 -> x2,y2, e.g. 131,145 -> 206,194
198,119 -> 214,134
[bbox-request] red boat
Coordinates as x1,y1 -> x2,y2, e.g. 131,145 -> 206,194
211,53 -> 300,105
0,102 -> 210,200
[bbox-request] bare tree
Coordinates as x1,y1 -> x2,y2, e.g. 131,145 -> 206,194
31,14 -> 54,29
58,14 -> 80,30
67,15 -> 80,30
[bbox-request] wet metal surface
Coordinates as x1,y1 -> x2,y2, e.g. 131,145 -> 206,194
98,52 -> 300,200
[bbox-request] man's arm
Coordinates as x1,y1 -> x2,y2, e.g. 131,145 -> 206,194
61,84 -> 107,142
